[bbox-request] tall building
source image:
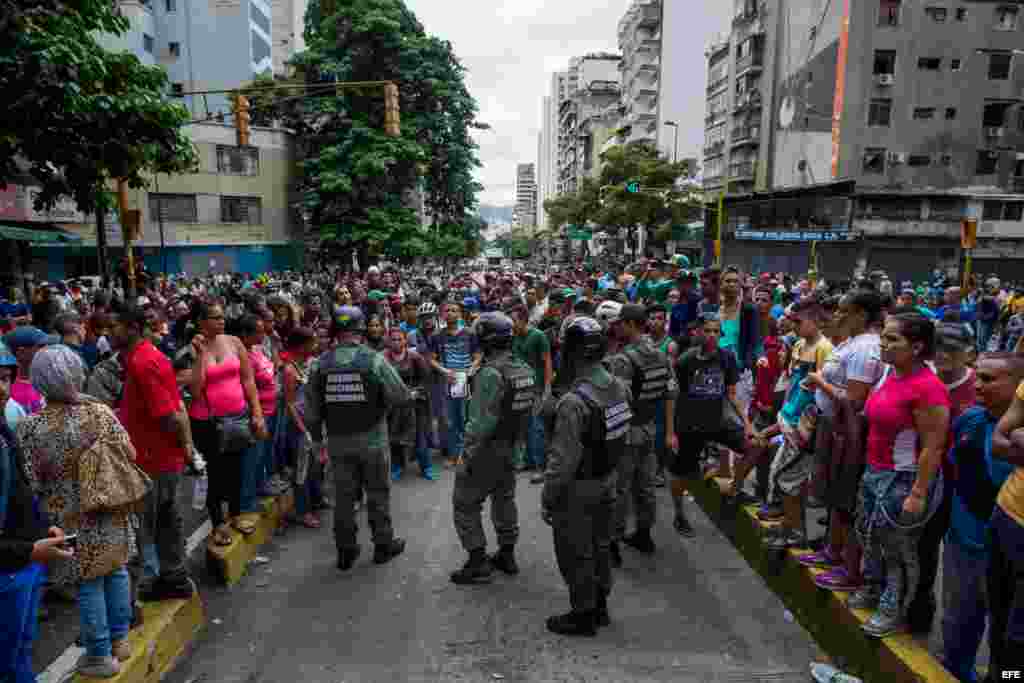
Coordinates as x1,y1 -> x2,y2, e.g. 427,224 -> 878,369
537,96 -> 555,230
557,54 -> 621,195
702,0 -> 1024,281
100,0 -> 274,117
617,0 -> 661,146
513,163 -> 537,230
272,0 -> 308,76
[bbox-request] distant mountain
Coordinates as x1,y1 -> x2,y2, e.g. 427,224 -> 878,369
477,204 -> 515,225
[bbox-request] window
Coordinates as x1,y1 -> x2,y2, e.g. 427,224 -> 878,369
908,154 -> 932,167
918,57 -> 942,70
1019,108 -> 1024,131
170,83 -> 184,97
1015,159 -> 1024,176
868,98 -> 893,126
874,50 -> 897,74
983,201 -> 1024,220
168,42 -> 180,57
951,58 -> 962,71
983,102 -> 1011,127
976,150 -> 999,175
863,147 -> 886,174
925,7 -> 947,22
946,107 -> 958,120
989,52 -> 1012,80
862,198 -> 922,220
995,5 -> 1019,30
940,153 -> 954,166
148,194 -> 197,223
142,34 -> 154,54
165,0 -> 175,10
930,198 -> 962,219
913,107 -> 936,120
879,0 -> 901,26
220,196 -> 262,224
956,7 -> 968,21
216,145 -> 260,176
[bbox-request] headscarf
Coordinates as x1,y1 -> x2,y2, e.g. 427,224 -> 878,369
30,345 -> 87,404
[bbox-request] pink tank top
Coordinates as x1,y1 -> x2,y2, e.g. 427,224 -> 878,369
189,354 -> 247,420
249,348 -> 277,416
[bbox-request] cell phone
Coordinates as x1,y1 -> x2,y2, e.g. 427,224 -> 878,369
60,534 -> 78,549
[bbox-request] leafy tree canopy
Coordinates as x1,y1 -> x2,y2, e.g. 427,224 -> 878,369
0,0 -> 198,214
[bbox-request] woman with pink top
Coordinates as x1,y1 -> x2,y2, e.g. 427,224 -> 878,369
187,302 -> 267,547
233,314 -> 280,518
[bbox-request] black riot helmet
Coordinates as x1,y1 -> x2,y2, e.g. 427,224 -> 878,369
474,311 -> 514,351
561,316 -> 606,362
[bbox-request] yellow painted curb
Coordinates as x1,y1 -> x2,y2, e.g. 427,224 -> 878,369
206,492 -> 295,585
688,474 -> 958,683
76,590 -> 205,683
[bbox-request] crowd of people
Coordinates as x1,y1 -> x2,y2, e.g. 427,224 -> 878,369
0,257 -> 1022,681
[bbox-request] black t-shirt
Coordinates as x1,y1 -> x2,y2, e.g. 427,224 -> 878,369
674,347 -> 739,433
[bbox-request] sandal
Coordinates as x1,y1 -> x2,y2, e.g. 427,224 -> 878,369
764,528 -> 807,550
231,517 -> 257,536
210,525 -> 233,546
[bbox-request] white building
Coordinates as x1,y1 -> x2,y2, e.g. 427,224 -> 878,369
272,0 -> 308,76
617,0 -> 661,146
513,163 -> 537,231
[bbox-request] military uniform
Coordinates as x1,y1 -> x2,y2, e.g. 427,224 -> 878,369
452,350 -> 537,566
543,362 -> 631,632
305,340 -> 411,564
605,338 -> 677,546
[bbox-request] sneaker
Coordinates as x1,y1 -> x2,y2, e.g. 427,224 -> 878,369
623,530 -> 656,554
391,466 -> 402,482
529,472 -> 545,485
806,495 -> 826,509
77,655 -> 120,678
337,546 -> 361,571
653,473 -> 666,488
861,609 -> 906,638
813,568 -> 862,592
846,586 -> 882,610
111,638 -> 133,662
373,538 -> 406,565
757,504 -> 784,521
420,466 -> 437,481
810,662 -> 864,683
450,556 -> 494,585
546,610 -> 597,637
674,513 -> 696,538
765,528 -> 807,550
489,550 -> 519,575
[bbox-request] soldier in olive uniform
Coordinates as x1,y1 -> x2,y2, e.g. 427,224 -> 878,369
604,304 -> 677,560
542,316 -> 632,636
451,312 -> 539,585
305,305 -> 411,571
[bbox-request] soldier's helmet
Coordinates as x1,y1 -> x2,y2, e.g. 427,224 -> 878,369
562,316 -> 607,361
474,311 -> 514,349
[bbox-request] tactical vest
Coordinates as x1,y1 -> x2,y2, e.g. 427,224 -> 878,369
574,382 -> 631,480
491,357 -> 539,442
624,343 -> 671,424
321,347 -> 385,436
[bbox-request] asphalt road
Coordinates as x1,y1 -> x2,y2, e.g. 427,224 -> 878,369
162,465 -> 822,683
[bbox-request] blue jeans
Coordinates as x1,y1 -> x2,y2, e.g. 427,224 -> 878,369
0,563 -> 45,683
241,416 -> 276,511
78,566 -> 131,658
526,413 -> 546,468
940,540 -> 988,682
295,457 -> 324,516
446,396 -> 466,458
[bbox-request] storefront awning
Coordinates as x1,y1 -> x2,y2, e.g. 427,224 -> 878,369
0,222 -> 83,243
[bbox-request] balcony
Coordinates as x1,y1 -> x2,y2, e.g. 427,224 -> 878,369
703,140 -> 725,157
637,2 -> 660,27
735,51 -> 764,76
730,125 -> 760,147
705,110 -> 725,125
729,161 -> 756,180
732,90 -> 762,113
733,3 -> 758,26
706,76 -> 728,94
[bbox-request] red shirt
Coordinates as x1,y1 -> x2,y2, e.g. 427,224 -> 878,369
121,340 -> 185,475
865,366 -> 950,471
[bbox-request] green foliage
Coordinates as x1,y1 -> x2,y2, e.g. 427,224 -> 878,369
542,176 -> 602,232
0,0 -> 198,214
253,0 -> 483,261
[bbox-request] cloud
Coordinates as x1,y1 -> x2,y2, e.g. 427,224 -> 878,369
405,0 -> 732,206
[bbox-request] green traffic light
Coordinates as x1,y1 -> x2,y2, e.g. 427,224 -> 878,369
625,181 -> 640,193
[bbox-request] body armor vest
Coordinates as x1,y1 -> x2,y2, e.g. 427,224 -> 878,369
574,382 -> 631,480
624,343 -> 670,424
321,347 -> 385,436
491,356 -> 539,442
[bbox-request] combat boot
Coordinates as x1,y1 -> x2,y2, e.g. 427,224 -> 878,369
450,549 -> 494,585
337,545 -> 361,571
546,610 -> 597,637
373,538 -> 406,565
489,545 -> 519,575
594,592 -> 611,627
623,528 -> 656,554
609,541 -> 622,568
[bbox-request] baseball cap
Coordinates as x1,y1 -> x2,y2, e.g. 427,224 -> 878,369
4,326 -> 49,350
936,322 -> 973,352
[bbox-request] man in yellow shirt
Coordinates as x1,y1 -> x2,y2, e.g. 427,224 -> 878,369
991,375 -> 1024,679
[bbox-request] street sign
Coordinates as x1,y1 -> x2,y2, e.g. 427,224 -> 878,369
625,181 -> 640,193
567,225 -> 593,240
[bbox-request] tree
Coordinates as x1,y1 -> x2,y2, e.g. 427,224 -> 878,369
594,143 -> 701,258
253,0 -> 484,264
542,177 -> 602,233
0,0 -> 199,214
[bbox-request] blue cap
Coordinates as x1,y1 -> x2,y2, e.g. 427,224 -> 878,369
0,341 -> 16,367
4,326 -> 49,351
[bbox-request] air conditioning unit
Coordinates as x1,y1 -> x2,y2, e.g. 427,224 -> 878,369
876,74 -> 895,86
985,127 -> 1006,138
887,151 -> 907,164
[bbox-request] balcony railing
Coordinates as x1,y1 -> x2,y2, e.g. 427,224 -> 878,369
735,52 -> 764,74
733,4 -> 758,26
705,110 -> 725,125
731,126 -> 760,145
703,140 -> 725,157
729,161 -> 756,179
732,91 -> 763,113
706,76 -> 728,94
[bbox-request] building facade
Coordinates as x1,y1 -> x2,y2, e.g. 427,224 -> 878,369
617,0 -> 661,147
513,163 -> 538,230
32,123 -> 303,279
704,0 -> 1024,281
272,0 -> 307,76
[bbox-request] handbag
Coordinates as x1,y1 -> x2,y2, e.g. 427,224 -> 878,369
204,386 -> 255,455
79,416 -> 152,513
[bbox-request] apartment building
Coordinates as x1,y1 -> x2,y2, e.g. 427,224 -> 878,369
513,163 -> 538,231
703,0 -> 1024,281
272,0 -> 308,76
617,0 -> 661,146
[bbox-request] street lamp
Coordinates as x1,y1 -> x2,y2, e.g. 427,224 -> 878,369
664,120 -> 679,164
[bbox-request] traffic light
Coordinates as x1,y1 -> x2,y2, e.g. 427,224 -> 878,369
625,181 -> 640,193
234,94 -> 251,147
960,218 -> 978,249
383,82 -> 400,137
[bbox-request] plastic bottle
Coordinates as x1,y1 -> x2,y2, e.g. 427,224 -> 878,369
192,475 -> 208,511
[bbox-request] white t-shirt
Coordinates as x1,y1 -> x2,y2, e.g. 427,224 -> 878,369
815,332 -> 883,418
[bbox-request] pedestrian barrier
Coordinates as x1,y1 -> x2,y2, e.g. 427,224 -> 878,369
75,591 -> 204,683
206,492 -> 295,585
688,473 -> 957,683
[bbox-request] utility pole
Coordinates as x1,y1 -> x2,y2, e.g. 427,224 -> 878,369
96,201 -> 110,290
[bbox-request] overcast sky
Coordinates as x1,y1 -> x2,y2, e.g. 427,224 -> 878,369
404,0 -> 732,206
